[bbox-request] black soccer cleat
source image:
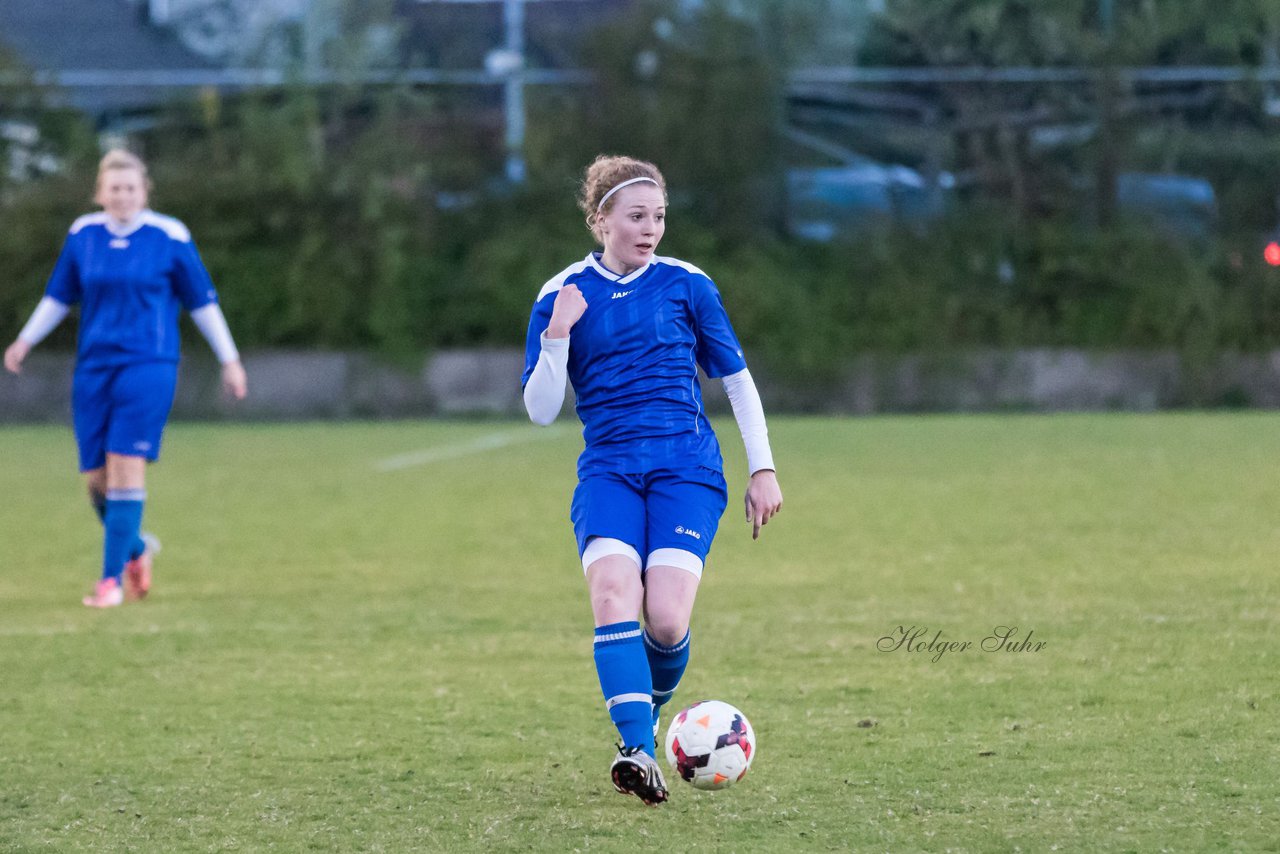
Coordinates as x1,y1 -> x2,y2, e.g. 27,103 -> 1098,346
610,744 -> 669,806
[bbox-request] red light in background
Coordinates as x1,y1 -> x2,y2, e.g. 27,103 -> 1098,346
1266,242 -> 1280,266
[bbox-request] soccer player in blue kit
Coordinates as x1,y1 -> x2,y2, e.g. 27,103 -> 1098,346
4,149 -> 247,608
522,155 -> 784,805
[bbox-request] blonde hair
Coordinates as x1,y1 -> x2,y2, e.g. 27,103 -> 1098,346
95,148 -> 151,194
578,155 -> 666,241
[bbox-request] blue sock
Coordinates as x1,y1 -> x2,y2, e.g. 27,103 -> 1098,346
645,629 -> 691,726
102,489 -> 145,583
593,621 -> 655,756
93,491 -> 146,561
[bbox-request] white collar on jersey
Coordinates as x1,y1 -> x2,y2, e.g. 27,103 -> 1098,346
103,211 -> 149,238
587,251 -> 652,284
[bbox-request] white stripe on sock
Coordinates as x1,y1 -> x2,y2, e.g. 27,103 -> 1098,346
594,628 -> 643,644
642,630 -> 690,654
606,692 -> 653,710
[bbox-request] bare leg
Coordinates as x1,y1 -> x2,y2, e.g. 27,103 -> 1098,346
586,554 -> 644,627
84,467 -> 107,522
585,551 -> 657,764
642,566 -> 700,646
642,564 -> 701,732
105,453 -> 145,491
84,454 -> 148,606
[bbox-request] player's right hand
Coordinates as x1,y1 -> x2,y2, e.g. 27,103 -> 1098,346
3,340 -> 30,375
221,360 -> 248,400
547,285 -> 588,339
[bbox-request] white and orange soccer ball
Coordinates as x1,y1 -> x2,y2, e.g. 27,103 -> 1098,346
663,700 -> 756,790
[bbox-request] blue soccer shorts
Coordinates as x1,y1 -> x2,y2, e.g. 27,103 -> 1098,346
571,467 -> 729,573
72,360 -> 179,471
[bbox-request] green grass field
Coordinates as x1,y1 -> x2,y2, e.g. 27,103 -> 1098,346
2,414 -> 1278,852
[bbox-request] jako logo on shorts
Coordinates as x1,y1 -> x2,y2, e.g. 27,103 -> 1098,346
674,526 -> 702,540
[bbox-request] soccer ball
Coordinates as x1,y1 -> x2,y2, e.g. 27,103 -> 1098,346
663,700 -> 756,790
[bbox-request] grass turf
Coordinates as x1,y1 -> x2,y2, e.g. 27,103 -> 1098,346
1,414 -> 1278,852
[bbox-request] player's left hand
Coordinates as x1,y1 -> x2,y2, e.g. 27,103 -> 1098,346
745,469 -> 783,540
221,360 -> 248,400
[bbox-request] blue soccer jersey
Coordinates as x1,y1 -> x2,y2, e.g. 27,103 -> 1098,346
523,252 -> 748,477
44,211 -> 220,366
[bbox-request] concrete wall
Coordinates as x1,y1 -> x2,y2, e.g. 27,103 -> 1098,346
4,348 -> 1280,423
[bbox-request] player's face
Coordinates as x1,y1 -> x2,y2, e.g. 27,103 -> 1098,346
598,184 -> 666,275
95,167 -> 148,223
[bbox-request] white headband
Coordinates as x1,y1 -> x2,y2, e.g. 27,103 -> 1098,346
596,176 -> 659,212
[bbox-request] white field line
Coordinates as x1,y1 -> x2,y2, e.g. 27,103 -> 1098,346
0,618 -> 373,637
373,426 -> 570,472
0,622 -> 210,637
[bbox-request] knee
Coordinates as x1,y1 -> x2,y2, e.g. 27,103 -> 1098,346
588,568 -> 644,623
643,608 -> 689,646
105,454 -> 146,490
590,579 -> 635,617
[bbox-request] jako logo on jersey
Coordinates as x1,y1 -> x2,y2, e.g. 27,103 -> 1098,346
674,525 -> 702,540
611,290 -> 634,299
109,239 -> 130,249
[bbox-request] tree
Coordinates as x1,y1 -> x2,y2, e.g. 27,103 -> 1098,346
568,0 -> 788,240
858,0 -> 1277,223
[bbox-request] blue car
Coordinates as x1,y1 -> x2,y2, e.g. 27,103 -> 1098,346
787,162 -> 1215,241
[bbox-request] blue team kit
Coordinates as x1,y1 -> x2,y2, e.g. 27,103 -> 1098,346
46,211 -> 221,470
523,253 -> 747,562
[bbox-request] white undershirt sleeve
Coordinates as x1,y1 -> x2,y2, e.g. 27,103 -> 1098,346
189,303 -> 240,365
523,333 -> 570,426
722,367 -> 775,474
17,297 -> 70,346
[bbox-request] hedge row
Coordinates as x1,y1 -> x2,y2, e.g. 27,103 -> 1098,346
6,163 -> 1279,386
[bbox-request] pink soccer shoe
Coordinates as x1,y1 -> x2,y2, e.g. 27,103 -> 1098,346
83,578 -> 124,609
123,532 -> 160,600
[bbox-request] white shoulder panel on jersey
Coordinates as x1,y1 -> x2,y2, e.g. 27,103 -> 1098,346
535,256 -> 592,303
69,212 -> 110,234
653,255 -> 710,279
141,211 -> 192,242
